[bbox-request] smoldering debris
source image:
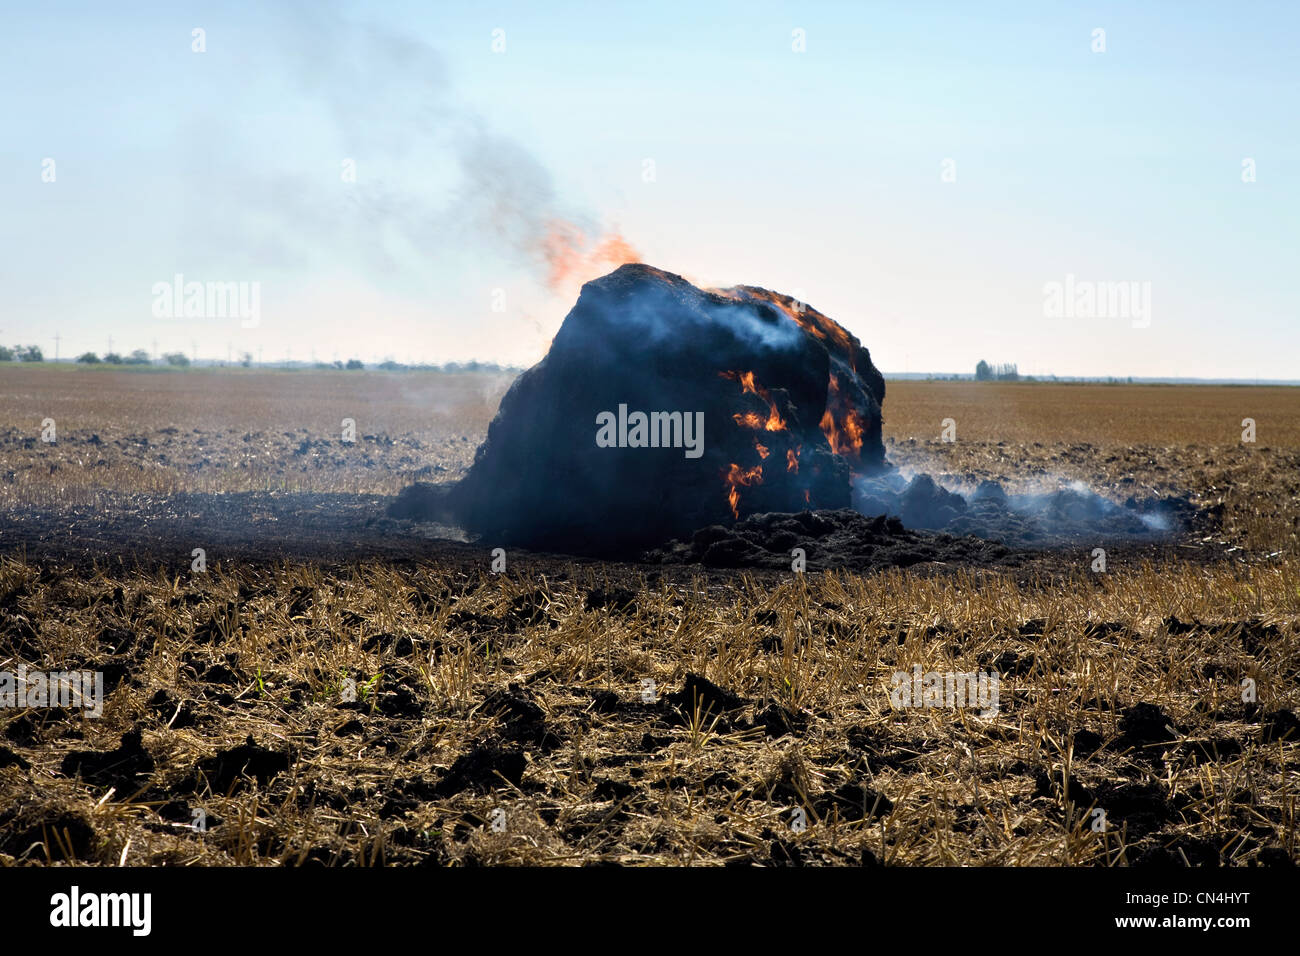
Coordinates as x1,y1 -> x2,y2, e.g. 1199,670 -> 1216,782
852,471 -> 1200,546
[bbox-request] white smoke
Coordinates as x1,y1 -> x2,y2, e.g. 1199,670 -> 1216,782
853,466 -> 1179,545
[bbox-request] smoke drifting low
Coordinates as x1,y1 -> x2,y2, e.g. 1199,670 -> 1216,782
852,468 -> 1186,547
647,467 -> 1196,572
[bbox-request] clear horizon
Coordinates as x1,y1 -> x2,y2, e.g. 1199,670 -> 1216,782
4,1 -> 1297,379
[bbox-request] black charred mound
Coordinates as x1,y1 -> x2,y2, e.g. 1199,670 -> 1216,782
392,264 -> 887,555
647,508 -> 1016,572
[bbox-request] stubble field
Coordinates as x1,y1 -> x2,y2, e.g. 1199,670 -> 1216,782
1,365 -> 1297,866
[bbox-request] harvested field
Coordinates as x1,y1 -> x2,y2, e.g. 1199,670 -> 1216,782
1,365 -> 1297,866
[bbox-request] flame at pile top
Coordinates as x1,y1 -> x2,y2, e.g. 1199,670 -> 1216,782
542,220 -> 641,290
714,286 -> 858,370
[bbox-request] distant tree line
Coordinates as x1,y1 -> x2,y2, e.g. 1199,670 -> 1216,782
75,349 -> 193,366
975,360 -> 1020,381
76,349 -> 153,365
314,359 -> 518,373
9,345 -> 518,374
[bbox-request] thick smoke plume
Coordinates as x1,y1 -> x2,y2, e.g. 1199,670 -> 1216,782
192,3 -> 635,299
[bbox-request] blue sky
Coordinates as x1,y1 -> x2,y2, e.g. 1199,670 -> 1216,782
2,1 -> 1296,377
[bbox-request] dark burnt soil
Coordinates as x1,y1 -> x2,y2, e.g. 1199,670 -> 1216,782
0,489 -> 1231,580
0,492 -> 456,565
649,509 -> 1019,572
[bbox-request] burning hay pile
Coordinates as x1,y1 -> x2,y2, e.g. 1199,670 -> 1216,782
391,264 -> 887,554
391,263 -> 1196,561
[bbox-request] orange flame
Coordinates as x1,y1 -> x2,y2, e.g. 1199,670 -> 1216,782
819,373 -> 865,460
820,409 -> 849,454
542,220 -> 640,290
722,463 -> 763,519
843,411 -> 865,451
709,293 -> 872,513
719,370 -> 786,431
